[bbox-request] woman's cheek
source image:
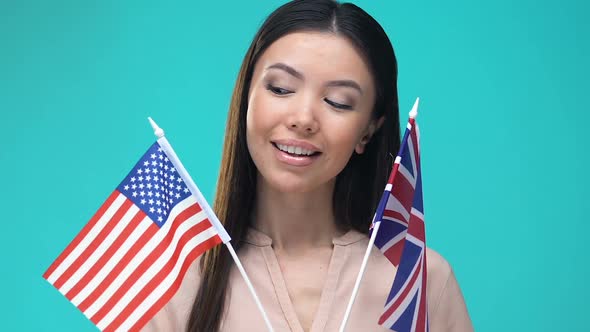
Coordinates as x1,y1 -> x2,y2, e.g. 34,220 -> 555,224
249,95 -> 279,129
329,115 -> 366,149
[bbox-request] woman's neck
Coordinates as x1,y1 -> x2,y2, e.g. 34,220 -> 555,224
252,177 -> 343,254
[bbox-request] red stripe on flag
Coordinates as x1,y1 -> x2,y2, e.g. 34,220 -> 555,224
53,198 -> 134,289
65,209 -> 147,301
105,219 -> 219,331
43,191 -> 119,279
387,162 -> 400,185
383,209 -> 409,224
89,202 -> 202,325
413,214 -> 428,332
77,219 -> 160,312
408,214 -> 426,242
383,240 -> 405,267
378,258 -> 423,325
410,120 -> 421,169
130,234 -> 222,332
416,258 -> 428,331
391,171 -> 414,213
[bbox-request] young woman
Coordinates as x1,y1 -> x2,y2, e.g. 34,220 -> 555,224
146,1 -> 473,331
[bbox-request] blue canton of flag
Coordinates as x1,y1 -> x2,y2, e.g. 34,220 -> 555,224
118,143 -> 192,227
372,116 -> 429,332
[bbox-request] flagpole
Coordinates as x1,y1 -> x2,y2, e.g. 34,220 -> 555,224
225,243 -> 275,332
148,117 -> 275,332
338,217 -> 383,332
338,98 -> 420,332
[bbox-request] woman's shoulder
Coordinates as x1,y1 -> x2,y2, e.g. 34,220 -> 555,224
424,247 -> 453,282
344,229 -> 459,305
345,229 -> 473,331
343,229 -> 453,277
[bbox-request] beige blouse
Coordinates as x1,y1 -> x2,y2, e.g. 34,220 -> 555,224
144,228 -> 473,332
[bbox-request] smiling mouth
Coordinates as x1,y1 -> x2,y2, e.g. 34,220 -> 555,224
272,142 -> 321,157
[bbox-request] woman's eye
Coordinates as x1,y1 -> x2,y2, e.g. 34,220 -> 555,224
324,98 -> 353,110
266,84 -> 292,95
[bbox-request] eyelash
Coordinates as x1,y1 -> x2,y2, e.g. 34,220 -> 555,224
324,98 -> 353,110
265,83 -> 353,110
265,83 -> 292,95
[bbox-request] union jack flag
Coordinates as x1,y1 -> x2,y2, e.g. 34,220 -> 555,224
372,110 -> 428,332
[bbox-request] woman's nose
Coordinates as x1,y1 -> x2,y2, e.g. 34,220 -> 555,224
286,100 -> 319,135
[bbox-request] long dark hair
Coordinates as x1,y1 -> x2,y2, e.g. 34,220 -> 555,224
187,1 -> 400,331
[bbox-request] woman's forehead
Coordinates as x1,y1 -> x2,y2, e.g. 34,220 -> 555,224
255,32 -> 374,87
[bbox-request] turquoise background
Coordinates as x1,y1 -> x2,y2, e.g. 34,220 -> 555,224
1,0 -> 588,331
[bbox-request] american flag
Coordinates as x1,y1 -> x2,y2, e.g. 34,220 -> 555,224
372,115 -> 428,332
43,141 -> 225,331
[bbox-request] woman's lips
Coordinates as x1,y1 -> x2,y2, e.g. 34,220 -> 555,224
271,139 -> 321,152
272,143 -> 320,167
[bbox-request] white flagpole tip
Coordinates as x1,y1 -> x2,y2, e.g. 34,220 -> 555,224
409,97 -> 420,119
148,117 -> 165,138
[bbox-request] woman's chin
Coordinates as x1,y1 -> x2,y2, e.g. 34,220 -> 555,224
259,173 -> 335,195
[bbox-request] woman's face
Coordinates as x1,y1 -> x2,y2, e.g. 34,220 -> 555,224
246,32 -> 378,194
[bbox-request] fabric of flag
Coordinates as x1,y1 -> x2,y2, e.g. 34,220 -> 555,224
43,142 -> 223,332
372,117 -> 428,332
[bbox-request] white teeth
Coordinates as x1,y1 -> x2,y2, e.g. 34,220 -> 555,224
276,143 -> 315,156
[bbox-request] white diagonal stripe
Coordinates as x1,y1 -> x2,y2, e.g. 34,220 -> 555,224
383,250 -> 423,313
406,234 -> 425,248
116,226 -> 218,331
410,279 -> 423,332
83,195 -> 198,318
47,194 -> 127,284
397,162 -> 416,188
71,215 -> 151,306
379,229 -> 407,254
59,205 -> 140,294
381,215 -> 408,228
381,254 -> 424,328
96,211 -> 209,330
411,207 -> 424,222
385,192 -> 410,222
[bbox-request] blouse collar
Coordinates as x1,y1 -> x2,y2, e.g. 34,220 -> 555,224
243,227 -> 366,247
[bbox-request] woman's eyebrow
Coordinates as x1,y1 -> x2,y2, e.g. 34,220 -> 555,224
326,80 -> 363,95
266,62 -> 363,95
267,63 -> 304,79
